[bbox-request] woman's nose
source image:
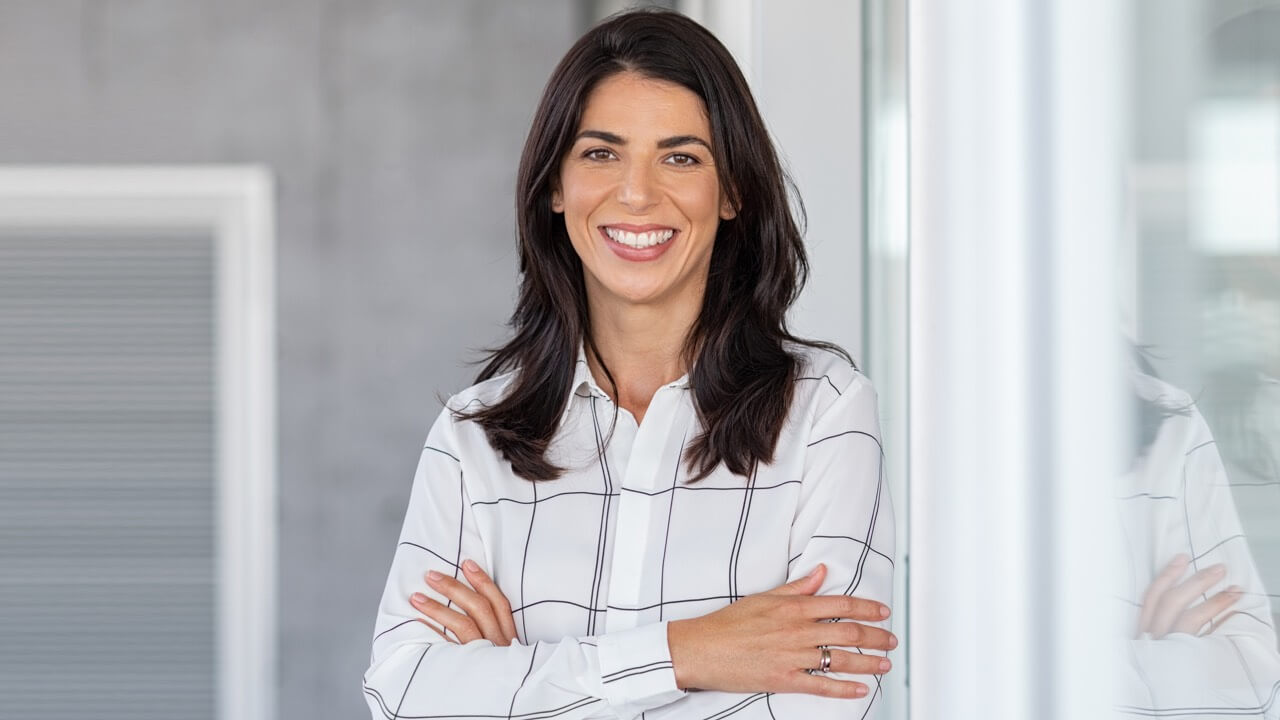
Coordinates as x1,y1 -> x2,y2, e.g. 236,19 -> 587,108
616,162 -> 658,212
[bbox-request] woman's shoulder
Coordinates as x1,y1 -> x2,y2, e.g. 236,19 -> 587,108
1132,368 -> 1194,409
441,369 -> 520,417
1132,371 -> 1204,444
787,340 -> 875,419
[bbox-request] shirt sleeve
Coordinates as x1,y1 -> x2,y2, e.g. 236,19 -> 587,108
361,405 -> 688,720
644,370 -> 896,719
1117,409 -> 1280,719
773,371 -> 895,716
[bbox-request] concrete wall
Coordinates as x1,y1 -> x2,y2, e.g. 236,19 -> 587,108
755,0 -> 864,361
0,2 -> 576,718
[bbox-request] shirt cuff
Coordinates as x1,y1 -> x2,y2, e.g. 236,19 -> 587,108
596,620 -> 688,719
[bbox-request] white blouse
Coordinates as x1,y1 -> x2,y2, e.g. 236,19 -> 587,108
362,343 -> 894,720
1114,371 -> 1280,718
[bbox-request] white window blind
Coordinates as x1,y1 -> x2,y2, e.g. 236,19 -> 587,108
0,229 -> 218,720
0,167 -> 276,720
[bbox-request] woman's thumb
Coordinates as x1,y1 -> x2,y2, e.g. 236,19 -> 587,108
770,563 -> 825,595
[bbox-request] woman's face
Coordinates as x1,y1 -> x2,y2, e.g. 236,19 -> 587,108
552,71 -> 736,311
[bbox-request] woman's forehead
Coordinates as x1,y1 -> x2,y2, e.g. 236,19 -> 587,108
575,72 -> 711,141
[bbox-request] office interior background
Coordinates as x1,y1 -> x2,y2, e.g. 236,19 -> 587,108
0,1 -> 1277,718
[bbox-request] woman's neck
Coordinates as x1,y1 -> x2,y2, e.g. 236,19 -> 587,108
585,293 -> 699,425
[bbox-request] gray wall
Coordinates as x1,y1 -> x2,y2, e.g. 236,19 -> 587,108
0,2 -> 577,718
755,0 -> 863,360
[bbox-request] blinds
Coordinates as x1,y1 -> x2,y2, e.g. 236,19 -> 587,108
0,230 -> 217,720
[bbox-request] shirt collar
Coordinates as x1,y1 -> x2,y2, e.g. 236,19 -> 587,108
567,341 -> 693,405
571,343 -> 610,401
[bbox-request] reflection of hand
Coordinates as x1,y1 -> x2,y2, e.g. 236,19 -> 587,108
409,558 -> 520,646
1137,553 -> 1243,639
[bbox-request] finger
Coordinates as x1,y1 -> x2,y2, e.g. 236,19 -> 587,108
789,647 -> 891,676
410,592 -> 480,644
788,669 -> 870,700
766,563 -> 826,596
1150,563 -> 1227,637
418,615 -> 454,643
803,621 -> 897,652
805,594 -> 892,622
1172,586 -> 1243,636
425,570 -> 507,644
1208,609 -> 1244,635
1138,554 -> 1189,634
461,559 -> 519,644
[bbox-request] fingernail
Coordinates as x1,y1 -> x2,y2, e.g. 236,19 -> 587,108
1212,565 -> 1227,575
411,593 -> 426,603
1228,585 -> 1243,594
427,570 -> 442,581
854,686 -> 868,698
889,634 -> 899,649
879,658 -> 891,672
880,605 -> 891,618
809,564 -> 823,578
463,559 -> 479,573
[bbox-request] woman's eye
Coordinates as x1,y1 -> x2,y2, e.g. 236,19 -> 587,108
584,148 -> 615,161
666,153 -> 699,166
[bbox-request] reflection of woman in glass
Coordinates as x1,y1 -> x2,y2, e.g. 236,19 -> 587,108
1117,6 -> 1280,707
1116,354 -> 1280,718
362,9 -> 895,719
1200,259 -> 1280,598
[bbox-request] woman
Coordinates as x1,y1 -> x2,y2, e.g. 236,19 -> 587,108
362,9 -> 895,719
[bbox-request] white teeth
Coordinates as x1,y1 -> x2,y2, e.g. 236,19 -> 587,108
604,227 -> 675,248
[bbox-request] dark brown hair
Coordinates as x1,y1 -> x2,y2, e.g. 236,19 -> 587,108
458,7 -> 850,482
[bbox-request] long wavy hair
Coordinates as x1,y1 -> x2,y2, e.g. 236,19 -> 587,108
457,7 -> 850,483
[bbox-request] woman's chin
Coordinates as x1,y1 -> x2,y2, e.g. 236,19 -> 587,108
600,279 -> 677,308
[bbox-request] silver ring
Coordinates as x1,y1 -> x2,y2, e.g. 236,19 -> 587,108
820,647 -> 832,673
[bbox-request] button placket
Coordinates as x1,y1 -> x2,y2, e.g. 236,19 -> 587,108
604,386 -> 689,633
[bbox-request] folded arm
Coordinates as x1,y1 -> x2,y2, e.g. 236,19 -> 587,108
644,370 -> 896,718
1118,410 -> 1280,718
362,406 -> 687,720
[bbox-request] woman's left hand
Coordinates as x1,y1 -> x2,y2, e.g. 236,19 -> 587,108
409,558 -> 520,646
1136,554 -> 1242,639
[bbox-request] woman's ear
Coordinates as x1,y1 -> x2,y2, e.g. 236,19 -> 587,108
551,186 -> 564,213
719,191 -> 738,221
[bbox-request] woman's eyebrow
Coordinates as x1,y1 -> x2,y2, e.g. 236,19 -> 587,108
575,130 -> 625,144
656,134 -> 712,151
574,130 -> 712,151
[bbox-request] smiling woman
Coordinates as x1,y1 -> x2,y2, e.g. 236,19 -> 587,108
551,72 -> 736,421
362,8 -> 895,720
553,73 -> 734,312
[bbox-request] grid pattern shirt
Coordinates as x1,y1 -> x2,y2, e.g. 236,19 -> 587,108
362,343 -> 894,720
1114,371 -> 1280,718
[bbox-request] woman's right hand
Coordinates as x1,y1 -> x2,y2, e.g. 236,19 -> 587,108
666,563 -> 895,699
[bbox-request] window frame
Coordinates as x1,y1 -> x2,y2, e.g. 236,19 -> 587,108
0,166 -> 278,720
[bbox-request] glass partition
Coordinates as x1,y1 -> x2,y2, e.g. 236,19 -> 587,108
1119,0 -> 1280,713
863,0 -> 909,718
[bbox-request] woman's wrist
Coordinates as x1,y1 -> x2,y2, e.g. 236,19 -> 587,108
667,618 -> 698,691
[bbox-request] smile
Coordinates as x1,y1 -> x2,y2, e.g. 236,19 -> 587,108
602,226 -> 676,248
597,224 -> 680,263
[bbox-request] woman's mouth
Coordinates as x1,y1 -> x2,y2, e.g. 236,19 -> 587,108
598,225 -> 679,261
